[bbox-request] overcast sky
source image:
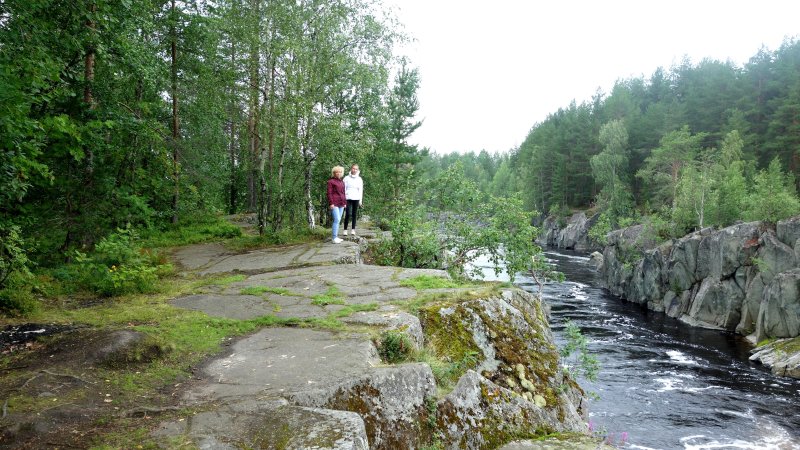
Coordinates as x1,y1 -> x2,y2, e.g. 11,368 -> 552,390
388,0 -> 800,155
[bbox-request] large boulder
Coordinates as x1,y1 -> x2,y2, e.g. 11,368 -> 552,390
750,337 -> 800,378
418,289 -> 587,444
289,364 -> 437,450
776,216 -> 800,249
666,229 -> 709,292
436,371 -> 586,450
152,399 -> 370,450
685,277 -> 745,330
698,222 -> 761,280
628,243 -> 671,310
535,212 -> 601,252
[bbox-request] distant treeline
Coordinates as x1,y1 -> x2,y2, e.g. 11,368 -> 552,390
420,38 -> 800,234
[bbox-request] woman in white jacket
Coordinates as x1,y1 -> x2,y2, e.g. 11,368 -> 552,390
343,164 -> 363,235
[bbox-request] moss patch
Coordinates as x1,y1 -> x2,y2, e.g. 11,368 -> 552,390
240,286 -> 296,296
399,275 -> 470,290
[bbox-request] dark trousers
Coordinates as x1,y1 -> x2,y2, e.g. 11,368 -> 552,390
344,200 -> 359,230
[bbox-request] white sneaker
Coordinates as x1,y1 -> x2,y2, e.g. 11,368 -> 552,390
351,229 -> 357,236
332,238 -> 343,244
343,230 -> 349,236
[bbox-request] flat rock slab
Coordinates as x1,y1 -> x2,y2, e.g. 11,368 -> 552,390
183,327 -> 379,404
153,398 -> 369,450
171,265 -> 448,321
173,241 -> 361,276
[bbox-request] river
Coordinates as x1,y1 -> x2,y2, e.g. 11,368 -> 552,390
470,250 -> 800,450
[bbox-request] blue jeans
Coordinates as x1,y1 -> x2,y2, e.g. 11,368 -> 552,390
331,206 -> 345,239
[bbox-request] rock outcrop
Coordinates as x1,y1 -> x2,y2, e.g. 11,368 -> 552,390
536,212 -> 601,252
598,216 -> 800,379
151,223 -> 592,449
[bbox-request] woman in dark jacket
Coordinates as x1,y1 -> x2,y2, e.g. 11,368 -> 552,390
327,166 -> 346,243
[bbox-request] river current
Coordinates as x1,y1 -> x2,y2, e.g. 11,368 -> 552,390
470,250 -> 800,449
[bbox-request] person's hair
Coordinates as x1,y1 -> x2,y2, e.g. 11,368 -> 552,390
351,164 -> 359,170
331,165 -> 344,177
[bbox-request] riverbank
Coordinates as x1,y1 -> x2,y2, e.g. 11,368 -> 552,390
538,212 -> 800,379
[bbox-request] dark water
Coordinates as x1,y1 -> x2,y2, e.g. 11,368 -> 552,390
472,250 -> 800,450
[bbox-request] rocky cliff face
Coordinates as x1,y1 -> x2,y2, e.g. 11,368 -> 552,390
598,216 -> 800,379
536,212 -> 602,252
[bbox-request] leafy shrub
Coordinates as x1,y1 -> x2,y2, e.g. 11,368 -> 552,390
0,224 -> 30,289
0,272 -> 39,316
377,330 -> 414,364
588,213 -> 611,246
371,212 -> 440,269
73,227 -> 165,296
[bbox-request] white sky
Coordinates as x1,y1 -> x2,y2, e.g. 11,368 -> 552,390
388,0 -> 800,155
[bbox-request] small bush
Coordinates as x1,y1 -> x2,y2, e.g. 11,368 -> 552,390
377,330 -> 414,364
71,227 -> 166,297
0,272 -> 39,316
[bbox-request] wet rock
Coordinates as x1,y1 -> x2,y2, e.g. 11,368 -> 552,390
750,337 -> 800,379
588,252 -> 603,271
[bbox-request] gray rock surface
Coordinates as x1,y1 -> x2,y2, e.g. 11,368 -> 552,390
342,305 -> 424,348
154,220 -> 593,447
756,268 -> 800,340
183,327 -> 379,404
437,371 -> 586,450
152,398 -> 369,450
599,216 -> 800,379
750,338 -> 800,378
536,213 -> 601,252
290,363 -> 436,450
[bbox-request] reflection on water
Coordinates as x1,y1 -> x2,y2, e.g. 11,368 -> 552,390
468,250 -> 800,450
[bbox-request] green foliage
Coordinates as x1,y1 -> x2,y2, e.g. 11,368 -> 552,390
0,272 -> 39,316
0,224 -> 31,289
398,275 -> 466,290
373,162 -> 551,283
591,120 -> 635,225
498,42 -> 800,228
140,215 -> 242,248
311,286 -> 346,306
240,286 -> 294,296
559,320 -> 599,383
744,157 -> 800,224
377,330 -> 414,364
372,209 -> 441,269
56,228 -> 168,297
588,213 -> 612,246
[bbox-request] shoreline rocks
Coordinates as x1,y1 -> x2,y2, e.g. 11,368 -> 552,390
596,216 -> 800,379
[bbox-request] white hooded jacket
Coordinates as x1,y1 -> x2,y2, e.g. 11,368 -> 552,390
344,171 -> 363,201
